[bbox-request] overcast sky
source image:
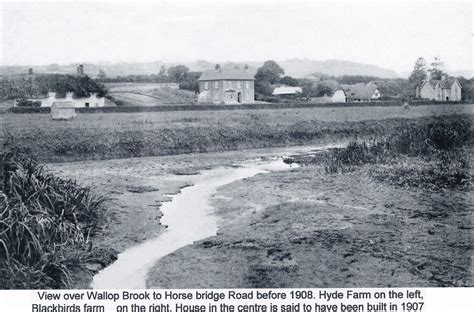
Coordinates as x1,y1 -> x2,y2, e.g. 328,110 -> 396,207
0,1 -> 472,73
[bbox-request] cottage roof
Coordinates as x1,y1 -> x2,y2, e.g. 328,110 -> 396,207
344,83 -> 378,100
198,67 -> 255,81
272,86 -> 302,95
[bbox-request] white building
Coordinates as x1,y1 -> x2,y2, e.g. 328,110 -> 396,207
343,83 -> 381,102
311,89 -> 346,103
51,102 -> 76,120
272,86 -> 303,99
16,92 -> 105,108
416,76 -> 462,101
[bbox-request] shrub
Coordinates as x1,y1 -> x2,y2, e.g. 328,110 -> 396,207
0,151 -> 106,288
15,98 -> 42,107
319,116 -> 472,189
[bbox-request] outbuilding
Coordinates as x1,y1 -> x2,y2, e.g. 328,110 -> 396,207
272,86 -> 303,99
51,102 -> 77,120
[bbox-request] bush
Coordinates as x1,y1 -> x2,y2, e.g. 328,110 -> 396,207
0,151 -> 106,288
15,98 -> 42,107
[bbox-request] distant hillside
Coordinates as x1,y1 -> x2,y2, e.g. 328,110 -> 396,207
1,58 -> 399,79
278,59 -> 398,78
188,59 -> 398,78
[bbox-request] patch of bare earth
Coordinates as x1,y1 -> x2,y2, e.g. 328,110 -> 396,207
146,165 -> 472,288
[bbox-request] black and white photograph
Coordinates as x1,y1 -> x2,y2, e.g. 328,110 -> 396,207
0,0 -> 472,294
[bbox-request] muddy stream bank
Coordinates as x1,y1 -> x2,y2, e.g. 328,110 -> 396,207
92,158 -> 299,288
47,143 -> 343,288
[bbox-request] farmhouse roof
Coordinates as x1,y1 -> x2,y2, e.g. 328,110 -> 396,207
272,86 -> 302,95
420,78 -> 460,89
198,67 -> 255,81
344,83 -> 378,100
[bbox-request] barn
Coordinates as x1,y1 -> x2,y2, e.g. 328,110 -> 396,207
51,102 -> 77,120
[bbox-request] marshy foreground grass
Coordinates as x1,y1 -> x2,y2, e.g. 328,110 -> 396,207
298,115 -> 472,190
0,151 -> 108,289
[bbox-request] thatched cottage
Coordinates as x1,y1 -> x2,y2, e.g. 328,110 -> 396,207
343,83 -> 381,102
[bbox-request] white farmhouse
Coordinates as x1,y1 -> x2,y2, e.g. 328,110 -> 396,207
15,92 -> 105,108
416,76 -> 462,101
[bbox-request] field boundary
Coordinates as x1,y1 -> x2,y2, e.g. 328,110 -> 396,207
6,100 -> 473,114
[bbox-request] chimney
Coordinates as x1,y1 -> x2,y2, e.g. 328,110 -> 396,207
66,92 -> 74,99
28,68 -> 33,75
441,75 -> 446,81
244,64 -> 249,71
77,64 -> 84,76
215,64 -> 221,71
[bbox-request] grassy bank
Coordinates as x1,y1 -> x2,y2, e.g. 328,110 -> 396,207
290,115 -> 472,190
2,104 -> 472,163
0,151 -> 112,289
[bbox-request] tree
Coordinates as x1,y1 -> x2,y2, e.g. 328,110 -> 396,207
409,57 -> 427,85
97,69 -> 107,79
297,79 -> 315,97
179,71 -> 201,93
167,65 -> 189,83
255,60 -> 284,84
456,77 -> 473,101
429,57 -> 445,80
255,81 -> 275,96
157,65 -> 168,82
314,84 -> 334,97
280,76 -> 299,87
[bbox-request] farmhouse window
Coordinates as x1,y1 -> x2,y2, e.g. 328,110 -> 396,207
237,81 -> 241,89
204,82 -> 209,90
245,81 -> 249,89
214,82 -> 218,89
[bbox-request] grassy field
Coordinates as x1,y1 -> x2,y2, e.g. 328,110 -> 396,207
2,104 -> 473,162
105,82 -> 196,105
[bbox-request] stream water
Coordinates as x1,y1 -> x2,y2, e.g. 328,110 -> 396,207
91,143 -> 347,289
92,157 -> 298,289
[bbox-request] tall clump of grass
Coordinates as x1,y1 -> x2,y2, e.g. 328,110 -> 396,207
0,150 -> 106,289
323,115 -> 472,189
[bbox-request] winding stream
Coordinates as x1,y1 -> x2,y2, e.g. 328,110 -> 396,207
92,157 -> 297,289
92,143 -> 344,289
